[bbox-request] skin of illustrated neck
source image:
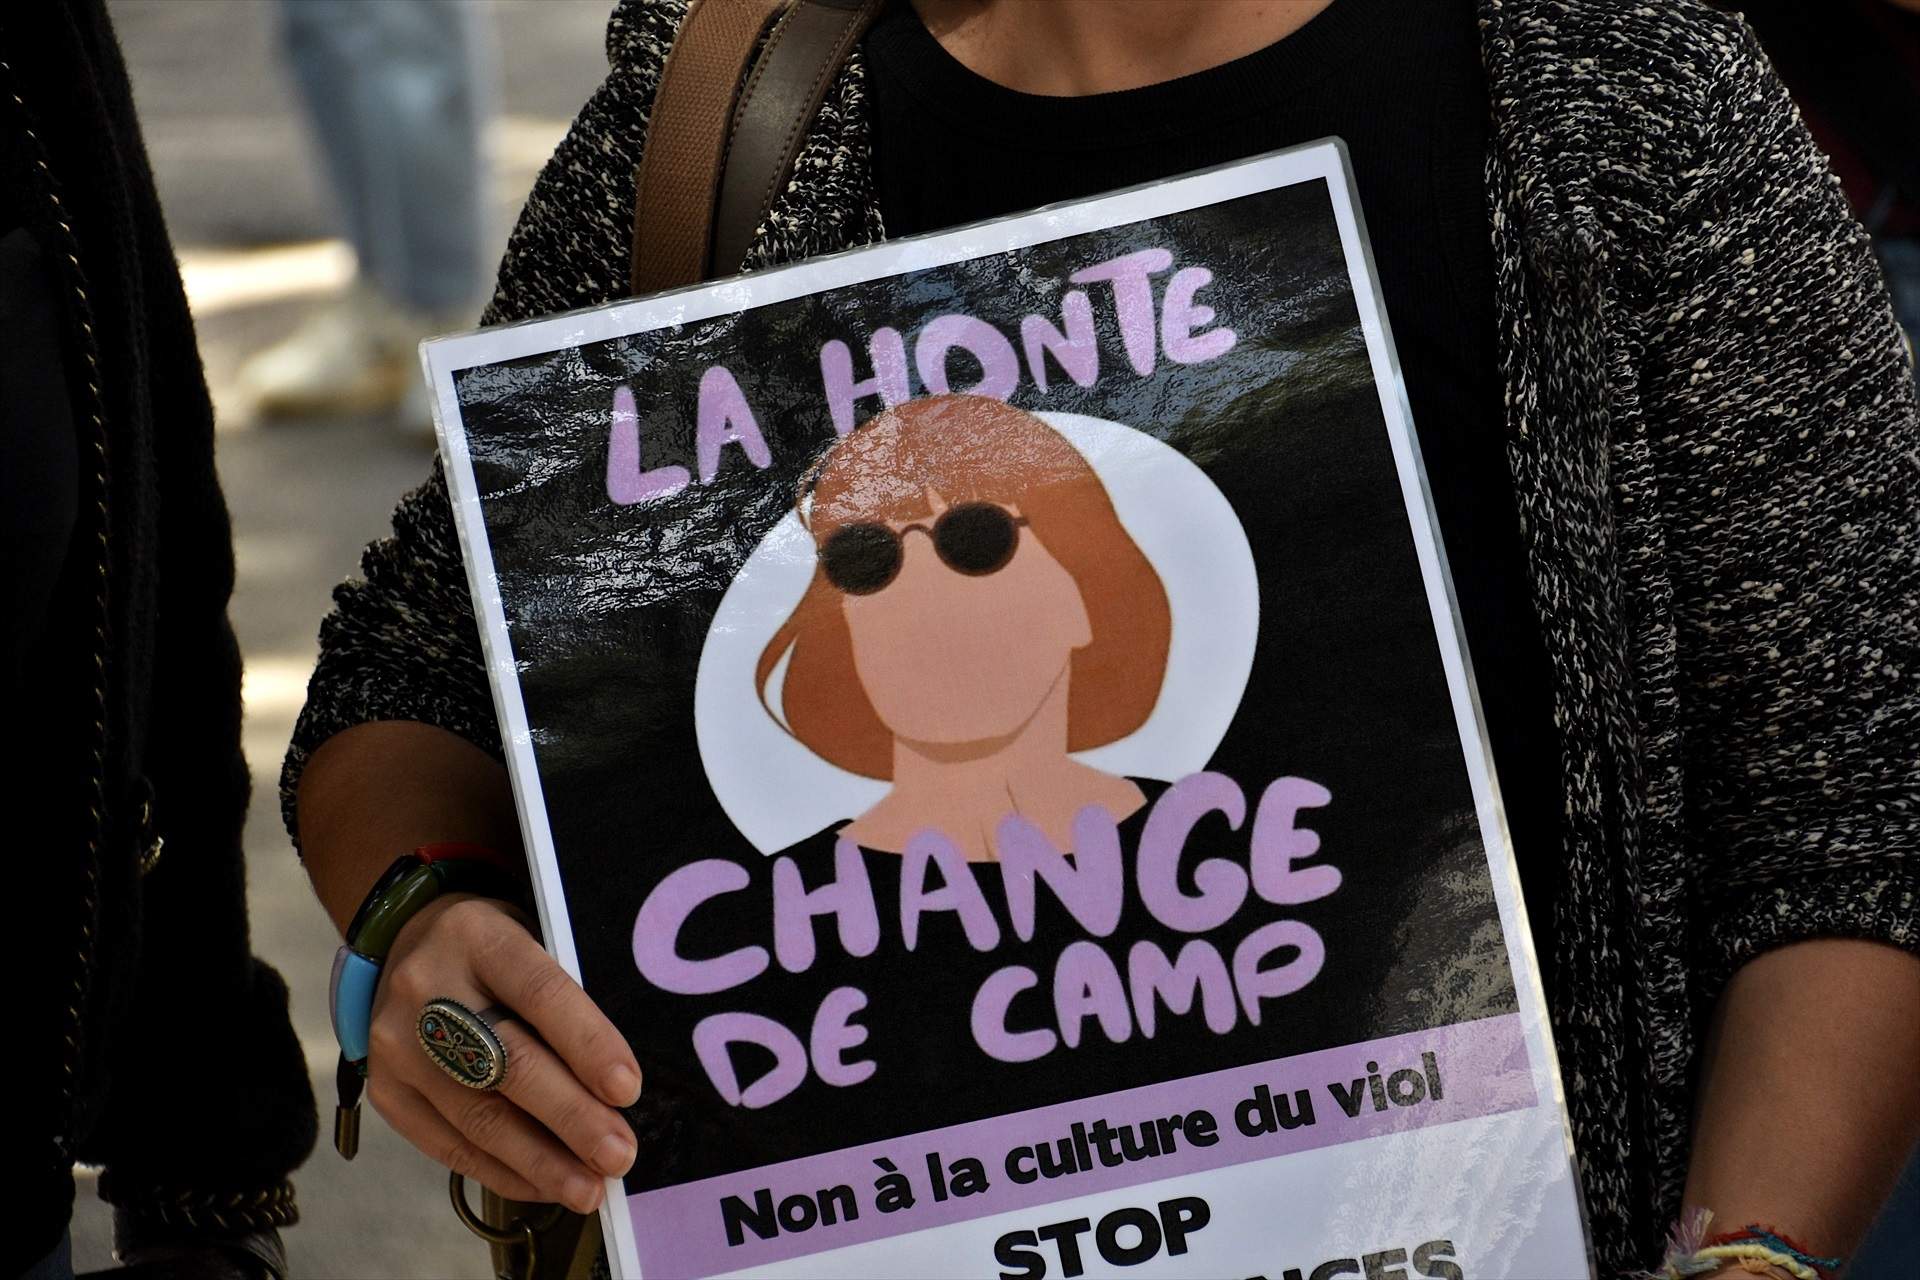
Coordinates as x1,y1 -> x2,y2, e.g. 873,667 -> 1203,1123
845,665 -> 1145,859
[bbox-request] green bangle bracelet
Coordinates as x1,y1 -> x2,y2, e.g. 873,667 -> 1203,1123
346,860 -> 441,959
344,855 -> 521,960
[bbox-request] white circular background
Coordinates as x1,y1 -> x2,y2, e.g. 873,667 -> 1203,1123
693,410 -> 1260,854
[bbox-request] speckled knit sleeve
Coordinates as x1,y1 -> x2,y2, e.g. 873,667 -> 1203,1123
279,1 -> 685,846
278,464 -> 499,850
1646,18 -> 1920,980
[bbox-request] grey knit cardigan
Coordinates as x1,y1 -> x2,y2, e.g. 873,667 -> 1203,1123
283,0 -> 1920,1271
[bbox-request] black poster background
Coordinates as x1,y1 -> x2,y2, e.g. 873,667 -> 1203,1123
451,179 -> 1519,1196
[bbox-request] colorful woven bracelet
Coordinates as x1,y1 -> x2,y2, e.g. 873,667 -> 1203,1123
1650,1210 -> 1843,1280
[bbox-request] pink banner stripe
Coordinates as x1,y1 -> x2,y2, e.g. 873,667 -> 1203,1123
629,1014 -> 1536,1277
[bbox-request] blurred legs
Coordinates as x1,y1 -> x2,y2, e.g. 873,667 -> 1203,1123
245,0 -> 493,424
279,0 -> 490,313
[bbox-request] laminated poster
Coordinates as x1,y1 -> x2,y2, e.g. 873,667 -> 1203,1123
425,141 -> 1591,1280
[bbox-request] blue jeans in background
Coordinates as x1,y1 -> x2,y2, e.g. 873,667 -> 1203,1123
1855,1141 -> 1920,1278
23,1233 -> 72,1280
278,0 -> 492,314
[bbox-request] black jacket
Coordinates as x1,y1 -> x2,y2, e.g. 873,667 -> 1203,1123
3,2 -> 314,1268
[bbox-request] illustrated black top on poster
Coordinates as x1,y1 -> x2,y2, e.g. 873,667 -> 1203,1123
426,141 -> 1591,1280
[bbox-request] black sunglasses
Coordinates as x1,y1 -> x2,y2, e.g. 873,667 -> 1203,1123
820,502 -> 1030,596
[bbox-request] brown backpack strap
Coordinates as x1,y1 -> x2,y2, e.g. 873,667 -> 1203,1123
629,0 -> 785,295
710,0 -> 886,275
628,0 -> 883,296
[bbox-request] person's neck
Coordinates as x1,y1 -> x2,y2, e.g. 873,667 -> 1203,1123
912,0 -> 1341,96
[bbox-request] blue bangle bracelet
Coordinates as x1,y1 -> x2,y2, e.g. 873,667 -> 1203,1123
327,850 -> 518,1069
329,945 -> 382,1064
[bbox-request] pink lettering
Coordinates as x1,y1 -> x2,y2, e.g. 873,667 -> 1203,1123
1052,939 -> 1133,1049
1249,777 -> 1340,906
772,838 -> 881,972
1232,920 -> 1325,1026
1161,266 -> 1237,364
1137,772 -> 1251,933
1127,939 -> 1239,1037
816,252 -> 1232,431
1070,247 -> 1175,376
900,829 -> 1002,951
605,385 -> 690,505
632,860 -> 766,995
913,313 -> 1021,399
808,987 -> 877,1087
691,1012 -> 807,1108
971,966 -> 1057,1063
694,365 -> 771,482
1019,289 -> 1099,392
820,328 -> 910,435
994,808 -> 1124,942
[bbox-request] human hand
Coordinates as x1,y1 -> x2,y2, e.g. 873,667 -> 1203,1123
363,893 -> 644,1213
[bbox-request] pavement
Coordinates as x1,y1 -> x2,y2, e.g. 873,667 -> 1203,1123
76,3 -> 615,1275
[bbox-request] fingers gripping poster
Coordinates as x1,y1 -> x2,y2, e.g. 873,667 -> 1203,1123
426,142 -> 1591,1279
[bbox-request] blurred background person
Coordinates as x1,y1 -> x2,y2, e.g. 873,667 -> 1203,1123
3,3 -> 315,1276
74,2 -> 609,1272
1743,0 -> 1920,376
238,0 -> 495,430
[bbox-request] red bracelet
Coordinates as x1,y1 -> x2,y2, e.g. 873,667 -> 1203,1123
414,842 -> 514,871
1704,1226 -> 1817,1255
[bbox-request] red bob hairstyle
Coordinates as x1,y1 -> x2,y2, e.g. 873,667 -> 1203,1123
756,395 -> 1171,779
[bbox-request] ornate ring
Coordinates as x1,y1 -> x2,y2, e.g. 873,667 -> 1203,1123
418,998 -> 512,1091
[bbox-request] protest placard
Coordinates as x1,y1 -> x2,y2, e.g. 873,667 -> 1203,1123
425,140 -> 1590,1279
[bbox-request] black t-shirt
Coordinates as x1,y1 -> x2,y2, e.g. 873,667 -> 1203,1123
861,0 -> 1564,986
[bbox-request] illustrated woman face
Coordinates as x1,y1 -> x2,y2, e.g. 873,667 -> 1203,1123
837,492 -> 1092,747
757,395 -> 1171,782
